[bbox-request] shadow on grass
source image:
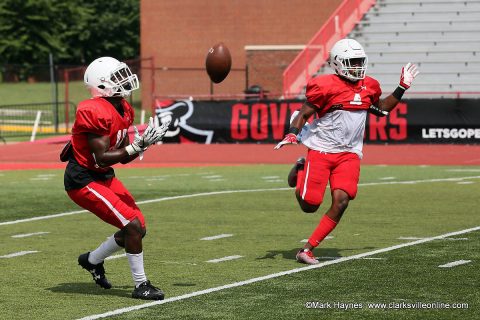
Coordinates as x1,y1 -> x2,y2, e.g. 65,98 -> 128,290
46,282 -> 131,298
256,247 -> 376,261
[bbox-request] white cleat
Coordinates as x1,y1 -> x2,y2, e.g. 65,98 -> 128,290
296,249 -> 319,265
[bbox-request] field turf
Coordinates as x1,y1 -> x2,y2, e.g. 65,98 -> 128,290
0,165 -> 478,319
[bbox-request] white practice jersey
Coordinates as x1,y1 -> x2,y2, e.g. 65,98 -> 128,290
301,109 -> 367,159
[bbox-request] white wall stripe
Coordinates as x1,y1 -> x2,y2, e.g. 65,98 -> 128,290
2,175 -> 480,227
438,260 -> 472,268
0,251 -> 39,258
206,255 -> 243,263
11,232 -> 50,238
77,225 -> 480,320
86,186 -> 130,227
200,234 -> 233,241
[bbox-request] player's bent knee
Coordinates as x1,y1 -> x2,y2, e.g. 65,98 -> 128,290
298,198 -> 320,213
295,191 -> 320,213
124,218 -> 144,236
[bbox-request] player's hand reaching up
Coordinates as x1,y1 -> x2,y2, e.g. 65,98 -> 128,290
399,63 -> 419,90
274,133 -> 298,150
126,117 -> 171,156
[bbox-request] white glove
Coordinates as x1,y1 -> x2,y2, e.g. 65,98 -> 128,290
399,63 -> 419,90
274,133 -> 298,150
151,116 -> 170,144
126,117 -> 169,156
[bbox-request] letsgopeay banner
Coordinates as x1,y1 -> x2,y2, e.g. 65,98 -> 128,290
154,98 -> 480,144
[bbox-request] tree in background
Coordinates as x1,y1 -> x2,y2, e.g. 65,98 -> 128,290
0,0 -> 139,81
75,0 -> 139,65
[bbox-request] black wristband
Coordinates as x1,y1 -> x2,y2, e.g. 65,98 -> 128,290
392,86 -> 406,100
288,127 -> 300,135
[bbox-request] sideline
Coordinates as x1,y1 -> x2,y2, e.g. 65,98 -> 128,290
2,175 -> 480,226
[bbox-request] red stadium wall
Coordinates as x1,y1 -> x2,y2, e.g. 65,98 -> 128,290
140,0 -> 342,107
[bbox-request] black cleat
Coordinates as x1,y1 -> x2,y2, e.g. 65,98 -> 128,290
78,252 -> 112,289
132,280 -> 165,300
288,157 -> 306,187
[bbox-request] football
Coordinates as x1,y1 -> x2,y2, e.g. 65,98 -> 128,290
205,42 -> 232,83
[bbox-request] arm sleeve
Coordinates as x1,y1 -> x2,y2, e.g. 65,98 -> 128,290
74,106 -> 111,136
305,78 -> 327,109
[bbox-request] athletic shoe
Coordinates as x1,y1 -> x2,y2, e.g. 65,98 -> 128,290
132,280 -> 165,300
78,252 -> 112,289
296,248 -> 319,265
288,157 -> 306,188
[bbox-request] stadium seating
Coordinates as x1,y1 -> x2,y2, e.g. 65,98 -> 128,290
317,0 -> 480,98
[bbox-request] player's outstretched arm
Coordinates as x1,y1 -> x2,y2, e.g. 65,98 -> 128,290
88,134 -> 131,168
274,102 -> 316,149
89,117 -> 170,168
125,117 -> 171,157
374,63 -> 419,115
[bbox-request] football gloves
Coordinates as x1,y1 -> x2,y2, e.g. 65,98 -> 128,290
274,133 -> 298,150
126,116 -> 171,156
399,63 -> 419,90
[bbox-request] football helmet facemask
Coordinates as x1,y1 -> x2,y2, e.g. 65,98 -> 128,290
84,57 -> 139,97
328,39 -> 368,81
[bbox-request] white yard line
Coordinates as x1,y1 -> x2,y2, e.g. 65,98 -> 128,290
2,175 -> 480,227
77,225 -> 480,320
399,237 -> 469,241
0,251 -> 39,258
438,260 -> 472,268
11,231 -> 50,238
105,253 -> 126,261
206,255 -> 244,263
301,236 -> 333,243
200,234 -> 233,241
398,237 -> 425,240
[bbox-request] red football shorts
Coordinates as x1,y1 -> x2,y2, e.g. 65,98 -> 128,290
296,150 -> 360,206
67,177 -> 145,229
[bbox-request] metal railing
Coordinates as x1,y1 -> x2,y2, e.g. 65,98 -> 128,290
0,101 -> 76,140
282,0 -> 376,98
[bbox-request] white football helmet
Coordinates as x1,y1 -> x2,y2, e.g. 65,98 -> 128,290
328,39 -> 368,81
84,57 -> 139,97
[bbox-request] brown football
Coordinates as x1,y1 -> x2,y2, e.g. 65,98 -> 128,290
205,42 -> 232,83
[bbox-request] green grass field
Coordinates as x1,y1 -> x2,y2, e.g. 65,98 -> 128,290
0,165 -> 479,319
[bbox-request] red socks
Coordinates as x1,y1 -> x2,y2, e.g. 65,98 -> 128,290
307,215 -> 338,248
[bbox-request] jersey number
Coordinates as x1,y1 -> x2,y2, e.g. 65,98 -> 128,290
350,93 -> 362,105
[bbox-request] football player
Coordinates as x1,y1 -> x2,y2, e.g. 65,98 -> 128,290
275,39 -> 419,265
63,57 -> 169,299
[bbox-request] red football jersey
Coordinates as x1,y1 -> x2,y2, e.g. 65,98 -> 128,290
71,98 -> 134,172
305,74 -> 382,118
